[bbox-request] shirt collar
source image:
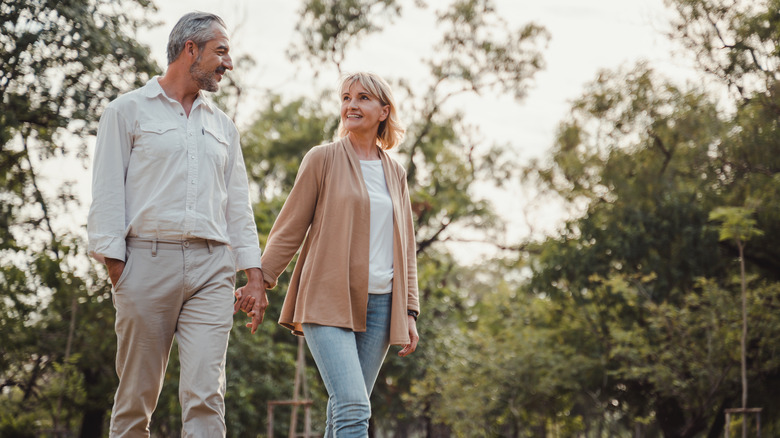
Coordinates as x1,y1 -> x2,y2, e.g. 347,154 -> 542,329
140,76 -> 165,98
140,76 -> 216,114
196,94 -> 216,114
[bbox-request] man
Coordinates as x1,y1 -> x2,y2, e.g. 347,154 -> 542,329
87,12 -> 268,437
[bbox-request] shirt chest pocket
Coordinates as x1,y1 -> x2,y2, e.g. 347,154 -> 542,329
202,125 -> 229,170
135,123 -> 181,157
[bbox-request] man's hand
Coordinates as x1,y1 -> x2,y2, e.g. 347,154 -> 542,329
233,268 -> 268,334
105,258 -> 126,287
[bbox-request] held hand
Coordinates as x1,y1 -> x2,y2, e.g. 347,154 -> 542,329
244,288 -> 269,334
236,285 -> 267,334
105,258 -> 126,287
398,315 -> 419,357
233,281 -> 272,314
233,289 -> 255,314
235,269 -> 268,334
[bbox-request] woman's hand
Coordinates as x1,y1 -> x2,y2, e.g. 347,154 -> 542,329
398,315 -> 419,357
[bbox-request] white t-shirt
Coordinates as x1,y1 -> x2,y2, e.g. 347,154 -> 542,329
360,160 -> 394,294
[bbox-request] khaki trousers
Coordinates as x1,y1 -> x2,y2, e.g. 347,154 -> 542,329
109,238 -> 236,438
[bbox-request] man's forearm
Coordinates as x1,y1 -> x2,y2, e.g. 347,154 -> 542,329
244,267 -> 263,284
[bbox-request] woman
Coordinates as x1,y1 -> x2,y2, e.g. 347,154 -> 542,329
243,72 -> 420,436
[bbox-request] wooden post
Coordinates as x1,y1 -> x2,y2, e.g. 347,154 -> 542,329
267,400 -> 315,437
289,337 -> 305,438
268,402 -> 274,438
267,337 -> 316,437
724,408 -> 762,438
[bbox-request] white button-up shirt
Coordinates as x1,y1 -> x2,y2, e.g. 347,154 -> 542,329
88,77 -> 262,271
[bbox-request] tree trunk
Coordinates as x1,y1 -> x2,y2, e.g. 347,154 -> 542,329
738,239 -> 747,438
706,398 -> 731,438
79,409 -> 106,438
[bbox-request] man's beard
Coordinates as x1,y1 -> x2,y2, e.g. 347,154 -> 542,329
190,58 -> 223,92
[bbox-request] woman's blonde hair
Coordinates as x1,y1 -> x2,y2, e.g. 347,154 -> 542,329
337,72 -> 405,150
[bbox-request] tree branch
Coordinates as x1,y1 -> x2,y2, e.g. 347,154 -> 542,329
416,218 -> 451,255
648,129 -> 673,175
440,236 -> 535,253
21,131 -> 59,257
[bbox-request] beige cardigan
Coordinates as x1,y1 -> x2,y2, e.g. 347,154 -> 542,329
261,136 -> 420,345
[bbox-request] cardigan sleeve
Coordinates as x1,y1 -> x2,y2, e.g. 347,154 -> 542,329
260,146 -> 325,288
400,169 -> 420,313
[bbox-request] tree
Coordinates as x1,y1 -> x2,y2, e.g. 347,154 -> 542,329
709,206 -> 764,437
665,0 -> 780,99
668,2 -> 780,430
515,28 -> 780,437
0,0 -> 159,435
288,0 -> 402,73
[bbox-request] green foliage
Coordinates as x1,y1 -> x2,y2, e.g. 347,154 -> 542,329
431,0 -> 549,100
529,65 -> 727,304
288,0 -> 403,72
514,6 -> 780,431
1,0 -> 159,152
709,206 -> 764,244
242,93 -> 339,205
1,0 -> 158,436
417,259 -> 576,437
665,0 -> 780,97
1,239 -> 119,437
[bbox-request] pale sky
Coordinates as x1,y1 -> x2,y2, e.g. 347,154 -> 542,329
60,0 -> 705,263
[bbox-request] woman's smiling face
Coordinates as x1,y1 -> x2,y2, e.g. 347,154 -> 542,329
340,80 -> 389,138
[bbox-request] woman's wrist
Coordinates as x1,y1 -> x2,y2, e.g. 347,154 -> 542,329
407,309 -> 418,321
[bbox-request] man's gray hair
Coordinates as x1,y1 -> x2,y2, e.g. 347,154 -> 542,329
166,12 -> 226,65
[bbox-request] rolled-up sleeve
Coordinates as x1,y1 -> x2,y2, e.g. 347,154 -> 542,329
87,106 -> 132,264
224,130 -> 262,271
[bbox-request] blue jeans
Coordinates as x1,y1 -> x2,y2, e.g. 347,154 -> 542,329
303,293 -> 392,437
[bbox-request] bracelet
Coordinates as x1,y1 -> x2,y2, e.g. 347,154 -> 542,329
407,309 -> 418,321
